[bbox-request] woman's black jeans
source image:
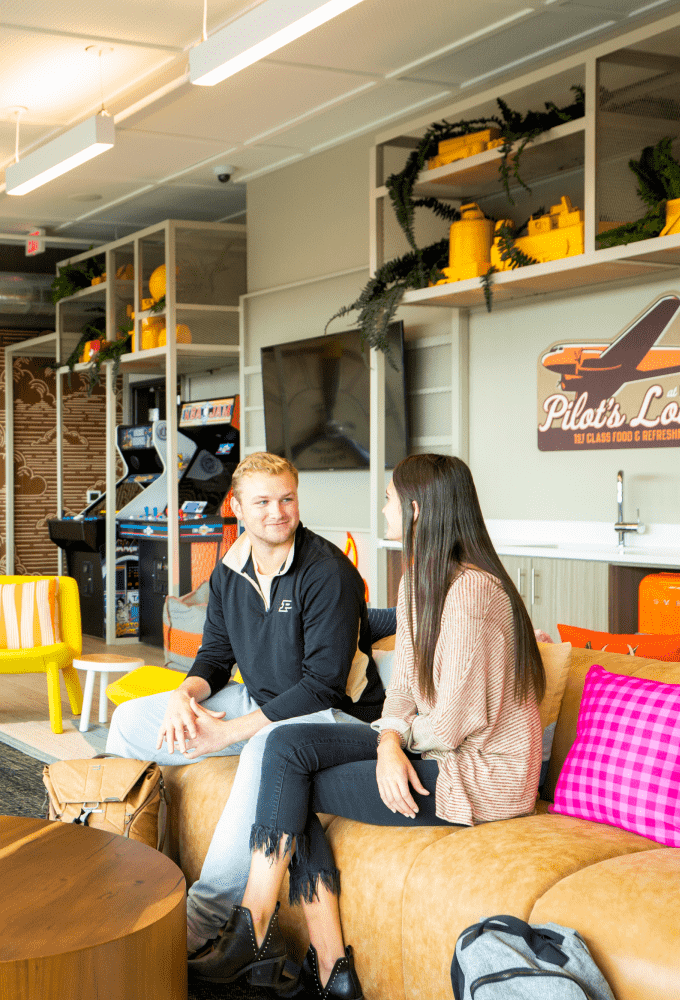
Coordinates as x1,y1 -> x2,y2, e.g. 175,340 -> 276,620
249,722 -> 457,904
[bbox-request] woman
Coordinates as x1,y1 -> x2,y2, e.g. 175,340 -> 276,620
188,454 -> 545,998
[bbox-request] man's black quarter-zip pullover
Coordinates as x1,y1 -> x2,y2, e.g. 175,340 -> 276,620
186,523 -> 384,723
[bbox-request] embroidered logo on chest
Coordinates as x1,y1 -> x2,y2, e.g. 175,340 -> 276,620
278,600 -> 293,613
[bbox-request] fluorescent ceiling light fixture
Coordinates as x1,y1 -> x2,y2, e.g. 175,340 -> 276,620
190,0 -> 368,86
460,21 -> 615,88
5,114 -> 115,197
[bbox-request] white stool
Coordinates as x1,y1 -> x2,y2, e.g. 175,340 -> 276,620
73,655 -> 145,732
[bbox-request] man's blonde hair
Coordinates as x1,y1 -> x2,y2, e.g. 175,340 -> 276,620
231,452 -> 299,500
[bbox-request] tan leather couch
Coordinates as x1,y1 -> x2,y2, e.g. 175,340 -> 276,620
162,647 -> 680,1000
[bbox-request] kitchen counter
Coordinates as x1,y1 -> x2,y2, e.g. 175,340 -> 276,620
488,520 -> 680,569
493,542 -> 680,568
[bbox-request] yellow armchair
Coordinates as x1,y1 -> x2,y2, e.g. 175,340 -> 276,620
0,575 -> 83,733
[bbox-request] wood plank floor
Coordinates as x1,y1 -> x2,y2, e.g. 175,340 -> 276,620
0,638 -> 166,728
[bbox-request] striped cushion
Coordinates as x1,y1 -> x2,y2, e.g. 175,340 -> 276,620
163,580 -> 210,673
0,579 -> 61,649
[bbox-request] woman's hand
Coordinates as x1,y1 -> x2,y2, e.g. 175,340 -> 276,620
376,733 -> 429,818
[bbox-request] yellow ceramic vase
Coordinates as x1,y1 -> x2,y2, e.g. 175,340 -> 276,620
158,324 -> 192,347
140,316 -> 165,350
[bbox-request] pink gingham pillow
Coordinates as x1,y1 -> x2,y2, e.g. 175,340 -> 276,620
551,665 -> 680,847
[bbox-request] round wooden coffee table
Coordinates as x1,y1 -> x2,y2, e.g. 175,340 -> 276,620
73,654 -> 145,731
0,816 -> 186,1000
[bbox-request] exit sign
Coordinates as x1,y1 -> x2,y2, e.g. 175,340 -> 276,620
26,228 -> 45,256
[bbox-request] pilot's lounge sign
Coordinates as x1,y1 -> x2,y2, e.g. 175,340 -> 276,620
538,294 -> 680,450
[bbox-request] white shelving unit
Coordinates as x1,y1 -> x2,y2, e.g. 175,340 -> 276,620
368,10 -> 680,602
50,219 -> 246,643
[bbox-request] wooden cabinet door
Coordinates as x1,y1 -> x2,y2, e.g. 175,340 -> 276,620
530,557 -> 609,640
499,555 -> 531,613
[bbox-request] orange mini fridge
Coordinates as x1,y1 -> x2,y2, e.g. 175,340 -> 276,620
639,572 -> 680,634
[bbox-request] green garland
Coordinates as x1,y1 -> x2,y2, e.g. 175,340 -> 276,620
330,87 -> 584,346
64,314 -> 131,395
385,85 -> 584,255
492,91 -> 584,203
325,239 -> 449,357
596,137 -> 680,249
480,219 -> 540,312
87,331 -> 132,394
51,252 -> 106,304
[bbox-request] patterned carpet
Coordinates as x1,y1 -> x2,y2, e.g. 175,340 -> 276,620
0,740 -> 286,1000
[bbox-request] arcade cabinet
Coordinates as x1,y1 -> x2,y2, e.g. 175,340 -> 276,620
48,421 -> 176,638
117,397 -> 239,646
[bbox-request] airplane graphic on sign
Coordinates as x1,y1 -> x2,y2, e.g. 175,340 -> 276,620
538,294 -> 680,451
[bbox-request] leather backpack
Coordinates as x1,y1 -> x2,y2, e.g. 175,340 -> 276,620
42,753 -> 167,850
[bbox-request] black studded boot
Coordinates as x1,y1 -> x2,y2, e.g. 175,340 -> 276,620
188,901 -> 289,990
300,942 -> 364,999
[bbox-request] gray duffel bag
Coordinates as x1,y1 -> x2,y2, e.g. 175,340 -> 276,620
450,915 -> 616,1000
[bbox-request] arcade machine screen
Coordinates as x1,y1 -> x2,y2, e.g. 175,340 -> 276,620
117,400 -> 239,646
178,397 -> 239,513
48,422 -> 164,638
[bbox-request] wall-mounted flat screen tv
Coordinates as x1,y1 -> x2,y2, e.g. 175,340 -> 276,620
261,323 -> 408,471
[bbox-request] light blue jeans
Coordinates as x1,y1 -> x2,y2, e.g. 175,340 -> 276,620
106,681 -> 364,944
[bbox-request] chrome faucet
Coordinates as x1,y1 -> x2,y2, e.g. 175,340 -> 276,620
614,470 -> 645,551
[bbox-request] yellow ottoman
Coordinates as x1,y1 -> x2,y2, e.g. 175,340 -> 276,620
106,665 -> 187,705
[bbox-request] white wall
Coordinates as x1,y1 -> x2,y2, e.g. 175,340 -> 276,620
244,128 -> 680,536
469,276 -> 680,524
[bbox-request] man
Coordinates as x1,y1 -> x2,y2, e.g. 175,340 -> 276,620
107,452 -> 383,958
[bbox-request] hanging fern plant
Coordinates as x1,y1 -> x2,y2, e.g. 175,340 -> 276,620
596,136 -> 680,249
480,219 -> 541,312
329,86 -> 584,346
51,252 -> 106,304
64,312 -> 131,395
385,85 -> 585,255
325,239 -> 449,358
85,331 -> 132,395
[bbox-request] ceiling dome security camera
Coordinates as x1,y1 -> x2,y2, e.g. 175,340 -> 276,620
213,164 -> 235,183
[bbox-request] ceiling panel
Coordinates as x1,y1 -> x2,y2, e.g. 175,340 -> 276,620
100,129 -> 230,181
2,0 -> 679,241
91,182 -> 246,226
1,129 -> 231,211
0,29 -> 174,136
128,61 -> 383,145
175,145 -> 305,185
0,179 -> 145,226
0,0 -> 249,49
271,0 -> 536,76
0,120 -> 52,169
566,0 -> 673,11
259,80 -> 453,154
51,219 -> 140,241
402,6 -> 617,86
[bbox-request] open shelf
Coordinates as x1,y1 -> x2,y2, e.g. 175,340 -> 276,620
402,231 -> 680,309
57,343 -> 240,379
57,278 -> 135,302
121,343 -> 239,376
412,119 -> 585,201
135,303 -> 241,321
61,282 -> 107,300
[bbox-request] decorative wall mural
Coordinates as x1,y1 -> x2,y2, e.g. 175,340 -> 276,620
0,333 -> 117,575
537,294 -> 680,450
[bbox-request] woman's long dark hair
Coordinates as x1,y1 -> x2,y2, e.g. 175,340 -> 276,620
392,454 -> 545,705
